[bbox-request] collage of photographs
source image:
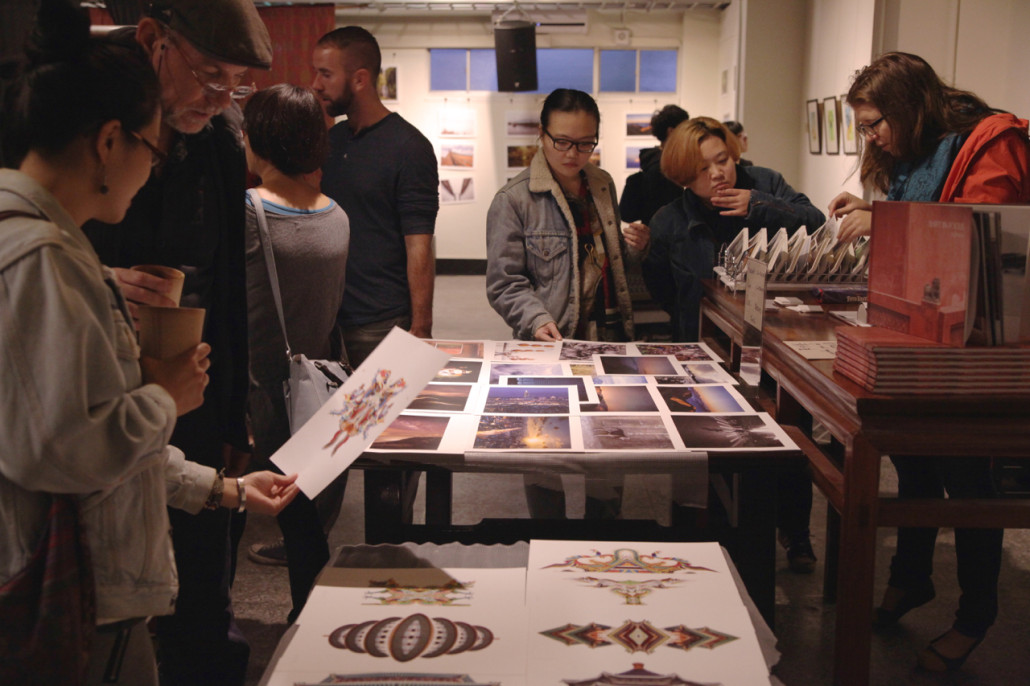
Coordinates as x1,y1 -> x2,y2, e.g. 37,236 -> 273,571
366,339 -> 798,456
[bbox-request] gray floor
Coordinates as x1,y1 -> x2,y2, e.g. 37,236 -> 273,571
235,275 -> 1030,686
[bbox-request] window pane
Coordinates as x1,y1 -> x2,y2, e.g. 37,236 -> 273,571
469,49 -> 498,91
599,50 -> 636,92
536,49 -> 593,93
430,49 -> 467,91
639,50 -> 677,92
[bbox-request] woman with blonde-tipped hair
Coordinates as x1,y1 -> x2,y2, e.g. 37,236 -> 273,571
644,116 -> 824,342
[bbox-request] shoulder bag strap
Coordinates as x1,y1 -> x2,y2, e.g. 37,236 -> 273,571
247,189 -> 293,359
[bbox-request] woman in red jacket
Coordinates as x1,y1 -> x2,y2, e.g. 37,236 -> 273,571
829,51 -> 1030,672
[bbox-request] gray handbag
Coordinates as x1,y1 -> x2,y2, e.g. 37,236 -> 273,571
248,189 -> 350,434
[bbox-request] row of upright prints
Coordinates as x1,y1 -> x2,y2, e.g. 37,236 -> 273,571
367,339 -> 797,456
807,96 -> 858,155
265,540 -> 770,685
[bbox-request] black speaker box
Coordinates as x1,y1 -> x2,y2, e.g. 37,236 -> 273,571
494,21 -> 537,92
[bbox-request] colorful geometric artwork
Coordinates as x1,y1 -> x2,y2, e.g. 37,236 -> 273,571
324,368 -> 407,455
364,579 -> 474,606
328,614 -> 494,661
541,620 -> 737,654
561,662 -> 721,685
572,576 -> 684,605
543,548 -> 714,574
294,675 -> 498,685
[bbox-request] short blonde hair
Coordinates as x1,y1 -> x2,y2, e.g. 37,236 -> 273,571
661,116 -> 741,187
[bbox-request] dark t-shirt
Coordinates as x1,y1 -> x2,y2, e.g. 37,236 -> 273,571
321,112 -> 438,328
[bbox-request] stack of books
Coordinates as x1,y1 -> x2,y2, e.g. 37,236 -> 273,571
832,201 -> 1030,393
833,325 -> 1030,394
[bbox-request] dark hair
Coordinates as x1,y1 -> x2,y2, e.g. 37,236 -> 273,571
847,51 -> 996,193
651,105 -> 690,143
316,26 -> 381,79
723,120 -> 744,136
244,84 -> 328,176
540,88 -> 600,133
2,0 -> 159,165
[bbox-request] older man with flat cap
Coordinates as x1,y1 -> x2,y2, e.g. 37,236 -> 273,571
82,1 -> 271,684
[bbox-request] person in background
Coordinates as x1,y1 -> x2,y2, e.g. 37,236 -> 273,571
619,104 -> 690,225
242,83 -> 350,623
723,120 -> 753,166
829,51 -> 1030,671
643,116 -> 824,573
0,3 -> 296,684
486,88 -> 649,519
79,0 -> 273,682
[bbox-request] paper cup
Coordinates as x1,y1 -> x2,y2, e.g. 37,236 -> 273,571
130,264 -> 185,306
137,305 -> 205,360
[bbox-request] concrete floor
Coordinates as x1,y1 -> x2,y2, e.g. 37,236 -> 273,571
234,275 -> 1030,686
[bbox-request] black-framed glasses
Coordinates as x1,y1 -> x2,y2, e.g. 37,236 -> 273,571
856,115 -> 886,138
167,34 -> 255,101
544,129 -> 598,154
128,130 -> 167,167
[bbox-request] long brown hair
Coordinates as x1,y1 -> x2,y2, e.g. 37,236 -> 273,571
847,51 -> 995,193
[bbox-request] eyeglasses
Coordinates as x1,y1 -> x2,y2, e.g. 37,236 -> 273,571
167,34 -> 255,101
128,130 -> 167,167
856,115 -> 886,138
544,129 -> 598,154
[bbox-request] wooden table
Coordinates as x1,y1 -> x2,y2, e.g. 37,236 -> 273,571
700,280 -> 1030,686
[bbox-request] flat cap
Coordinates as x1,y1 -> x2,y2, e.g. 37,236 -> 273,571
148,0 -> 272,69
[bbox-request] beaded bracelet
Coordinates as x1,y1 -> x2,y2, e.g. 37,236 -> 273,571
203,468 -> 226,510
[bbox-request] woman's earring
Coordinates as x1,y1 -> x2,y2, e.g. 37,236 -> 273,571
99,166 -> 109,195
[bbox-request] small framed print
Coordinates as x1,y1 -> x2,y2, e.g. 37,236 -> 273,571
841,95 -> 858,155
806,99 -> 822,154
823,96 -> 840,155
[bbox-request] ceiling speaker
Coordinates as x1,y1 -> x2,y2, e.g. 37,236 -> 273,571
494,20 -> 537,92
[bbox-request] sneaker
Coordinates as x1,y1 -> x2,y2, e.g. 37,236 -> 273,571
247,538 -> 287,566
778,531 -> 817,574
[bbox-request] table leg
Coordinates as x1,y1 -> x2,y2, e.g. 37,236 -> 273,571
363,468 -> 420,544
425,470 -> 453,527
833,434 -> 881,686
735,467 -> 777,629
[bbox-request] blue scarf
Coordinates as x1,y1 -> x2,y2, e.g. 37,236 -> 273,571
887,133 -> 965,201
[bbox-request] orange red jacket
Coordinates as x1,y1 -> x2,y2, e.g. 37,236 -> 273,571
939,112 -> 1030,203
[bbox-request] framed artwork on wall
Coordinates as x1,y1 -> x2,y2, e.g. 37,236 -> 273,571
806,99 -> 822,154
841,94 -> 858,155
377,65 -> 397,101
626,113 -> 652,137
823,96 -> 840,155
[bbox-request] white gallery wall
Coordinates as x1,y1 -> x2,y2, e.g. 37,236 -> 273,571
334,10 -> 722,261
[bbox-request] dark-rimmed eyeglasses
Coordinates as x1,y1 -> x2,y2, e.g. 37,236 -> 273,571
167,34 -> 255,101
129,130 -> 167,167
544,129 -> 598,154
856,115 -> 886,138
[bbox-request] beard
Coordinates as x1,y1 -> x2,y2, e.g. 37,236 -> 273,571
324,89 -> 353,118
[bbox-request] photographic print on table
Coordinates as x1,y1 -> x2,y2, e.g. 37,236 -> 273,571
807,99 -> 822,154
407,383 -> 474,412
635,341 -> 719,362
488,362 -> 563,384
433,359 -> 483,383
841,94 -> 858,154
376,65 -> 397,101
492,340 -> 561,362
560,340 -> 629,361
506,143 -> 538,169
439,177 -> 474,204
483,385 -> 574,415
473,415 -> 572,450
438,107 -> 476,138
675,362 -> 736,385
823,96 -> 840,154
569,363 -> 598,376
673,414 -> 786,449
580,385 -> 658,413
581,415 -> 674,450
591,374 -> 647,385
369,414 -> 449,451
425,339 -> 484,358
657,385 -> 746,413
439,143 -> 474,169
502,375 -> 596,403
625,145 -> 645,169
506,110 -> 539,136
598,354 -> 678,375
626,112 -> 653,137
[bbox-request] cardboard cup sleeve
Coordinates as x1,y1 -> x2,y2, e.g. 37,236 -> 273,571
137,305 -> 205,360
130,264 -> 185,306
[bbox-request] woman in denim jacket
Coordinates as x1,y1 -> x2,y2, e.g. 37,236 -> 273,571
486,89 -> 649,519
